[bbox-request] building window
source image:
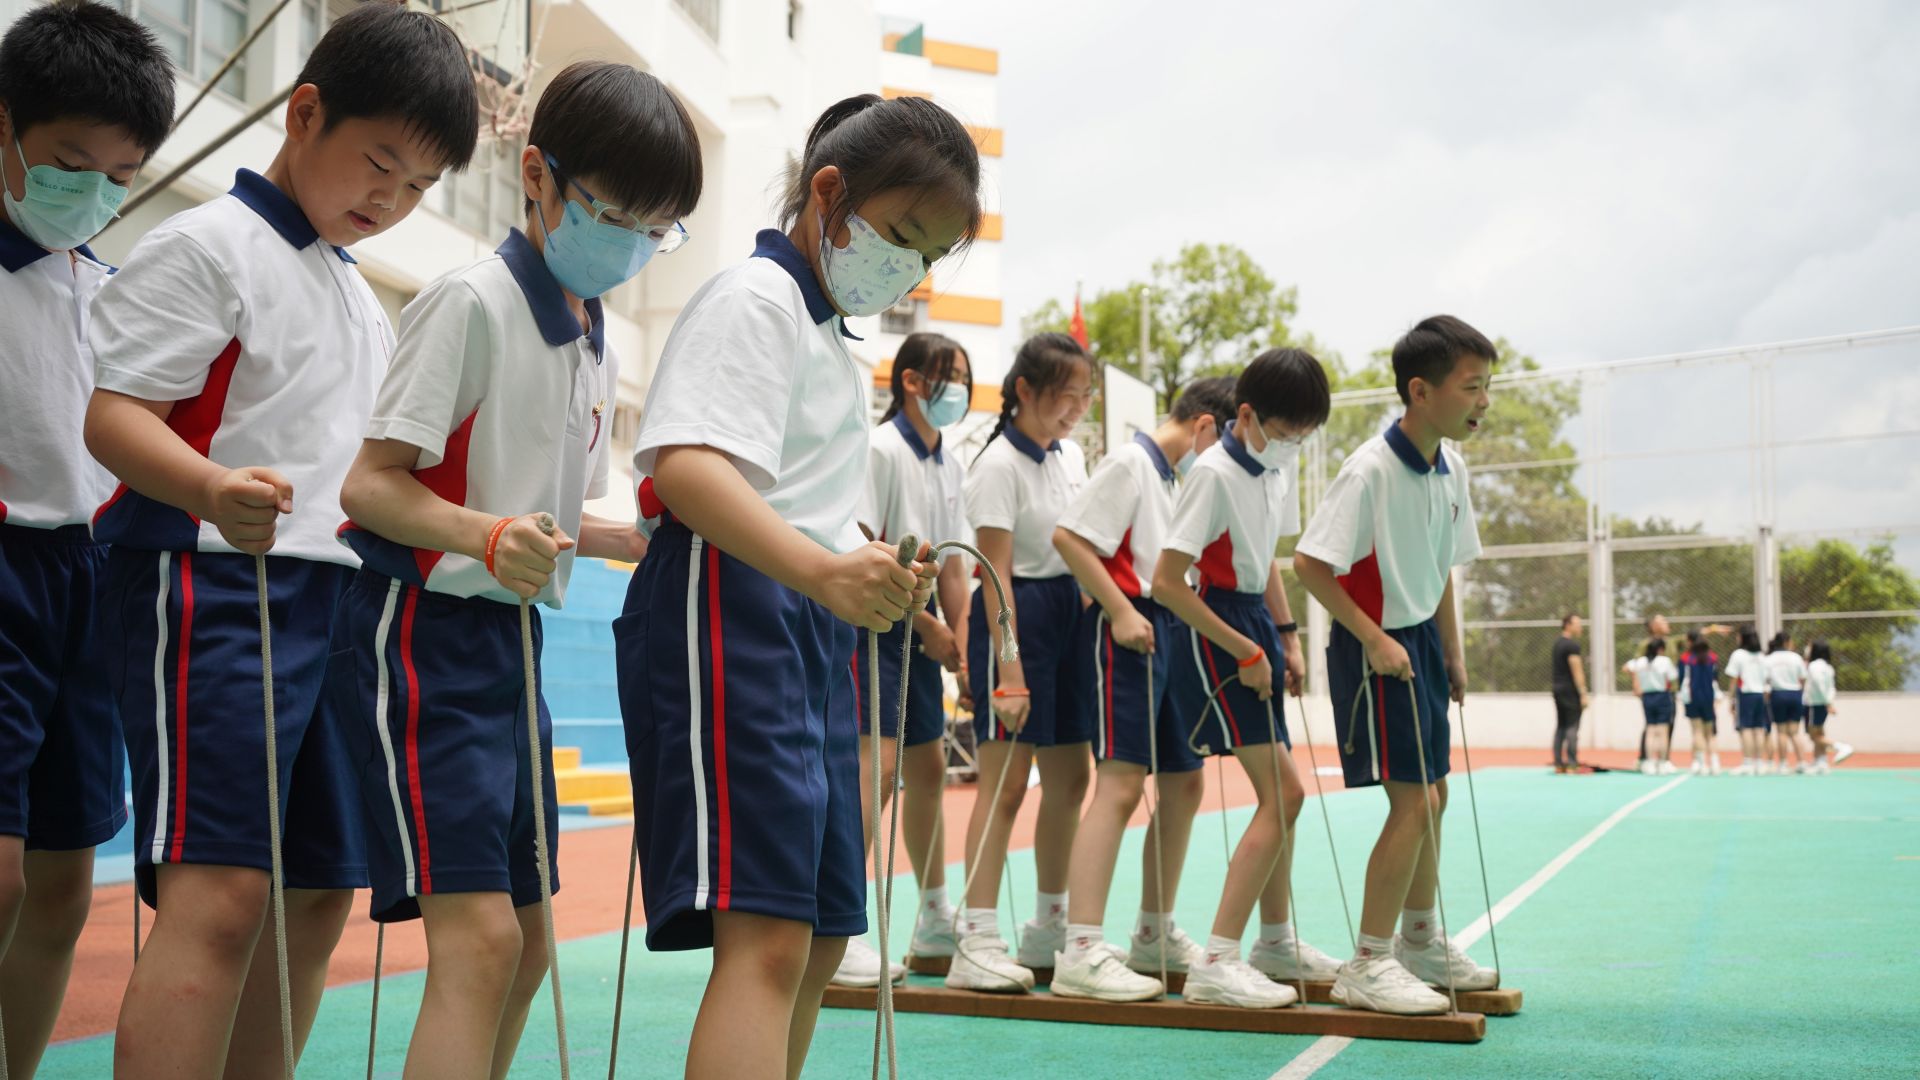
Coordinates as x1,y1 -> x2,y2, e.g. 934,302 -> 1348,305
442,139 -> 526,241
671,0 -> 720,42
880,298 -> 925,336
121,0 -> 250,100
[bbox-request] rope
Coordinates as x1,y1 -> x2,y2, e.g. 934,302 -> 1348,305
1401,672 -> 1459,1015
1264,699 -> 1307,1005
1143,646 -> 1168,995
366,926 -> 383,1080
605,836 -> 639,1080
1300,734 -> 1355,951
1455,700 -> 1501,983
256,553 -> 295,1079
520,514 -> 570,1078
932,540 -> 1028,994
878,575 -> 917,1077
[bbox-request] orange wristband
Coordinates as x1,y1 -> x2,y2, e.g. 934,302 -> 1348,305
992,688 -> 1031,698
1238,647 -> 1265,669
483,516 -> 514,576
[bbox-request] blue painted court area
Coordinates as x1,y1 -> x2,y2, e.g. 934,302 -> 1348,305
45,766 -> 1919,1077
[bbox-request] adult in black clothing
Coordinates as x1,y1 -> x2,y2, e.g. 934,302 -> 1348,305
1551,613 -> 1589,771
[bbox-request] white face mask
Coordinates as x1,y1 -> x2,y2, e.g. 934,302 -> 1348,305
1176,449 -> 1197,476
1247,416 -> 1303,471
817,210 -> 927,317
924,381 -> 970,428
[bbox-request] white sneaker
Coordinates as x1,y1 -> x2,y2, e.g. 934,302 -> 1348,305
1330,954 -> 1447,1015
1688,760 -> 1704,775
1183,956 -> 1298,1009
1658,761 -> 1678,775
1709,755 -> 1724,775
1832,741 -> 1855,765
945,932 -> 1035,992
1016,918 -> 1067,969
1128,924 -> 1206,975
831,936 -> 905,987
1638,760 -> 1655,775
910,913 -> 958,958
1249,936 -> 1343,981
1052,942 -> 1164,1002
1393,934 -> 1498,991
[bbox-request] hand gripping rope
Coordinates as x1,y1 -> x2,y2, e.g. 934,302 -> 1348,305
367,516 -> 572,1079
1183,669 -> 1312,1004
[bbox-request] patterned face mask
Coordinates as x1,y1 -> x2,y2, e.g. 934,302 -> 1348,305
817,211 -> 926,317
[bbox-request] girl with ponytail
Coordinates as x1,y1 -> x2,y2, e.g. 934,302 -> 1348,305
614,92 -> 981,1076
951,332 -> 1097,991
835,332 -> 975,987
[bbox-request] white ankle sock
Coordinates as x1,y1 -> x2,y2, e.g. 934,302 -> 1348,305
1036,891 -> 1067,924
920,885 -> 949,917
1258,920 -> 1295,945
1135,911 -> 1172,940
1400,907 -> 1439,945
1355,932 -> 1393,961
1204,934 -> 1240,964
962,907 -> 998,937
1064,923 -> 1103,960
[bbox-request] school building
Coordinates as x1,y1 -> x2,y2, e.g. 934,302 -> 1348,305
27,0 -> 1005,524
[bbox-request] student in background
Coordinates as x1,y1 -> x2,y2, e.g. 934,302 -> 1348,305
1724,628 -> 1769,775
1623,639 -> 1679,775
1765,631 -> 1810,774
1678,634 -> 1723,775
1549,614 -> 1588,774
1804,640 -> 1837,773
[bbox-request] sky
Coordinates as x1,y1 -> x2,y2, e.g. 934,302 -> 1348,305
882,0 -> 1920,373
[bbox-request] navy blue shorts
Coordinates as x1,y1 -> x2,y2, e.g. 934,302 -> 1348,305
1166,587 -> 1290,758
1807,705 -> 1829,728
1641,692 -> 1676,726
330,572 -> 561,923
1769,689 -> 1803,725
1328,618 -> 1451,788
1683,700 -> 1715,721
1735,692 -> 1769,731
1070,596 -> 1200,773
99,549 -> 366,907
616,522 -> 865,950
967,575 -> 1091,747
853,610 -> 946,747
0,524 -> 126,849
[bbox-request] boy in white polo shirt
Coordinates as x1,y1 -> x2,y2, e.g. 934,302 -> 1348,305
1294,315 -> 1498,1015
81,6 -> 477,1073
1047,375 -> 1234,1002
0,4 -> 172,1071
331,62 -> 700,1076
1153,350 -> 1343,1009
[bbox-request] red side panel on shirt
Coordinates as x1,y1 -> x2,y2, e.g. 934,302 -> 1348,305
637,476 -> 666,520
1338,552 -> 1386,626
1195,532 -> 1238,591
95,337 -> 243,532
407,409 -> 478,582
1099,526 -> 1142,599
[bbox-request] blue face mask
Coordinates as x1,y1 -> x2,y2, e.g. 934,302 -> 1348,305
3,138 -> 126,251
536,196 -> 658,299
925,381 -> 970,428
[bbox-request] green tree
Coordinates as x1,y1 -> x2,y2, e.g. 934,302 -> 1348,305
1779,538 -> 1920,691
1022,243 -> 1325,409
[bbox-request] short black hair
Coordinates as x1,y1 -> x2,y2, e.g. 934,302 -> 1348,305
1172,376 -> 1236,434
1645,638 -> 1666,659
881,331 -> 969,424
1809,639 -> 1832,665
1738,626 -> 1762,653
1391,314 -> 1497,406
528,61 -> 702,220
1562,612 -> 1580,629
779,93 -> 982,251
0,0 -> 175,155
297,1 -> 478,171
1236,347 -> 1330,431
1768,631 -> 1792,653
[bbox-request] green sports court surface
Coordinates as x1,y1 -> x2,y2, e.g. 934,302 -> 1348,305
43,767 -> 1920,1078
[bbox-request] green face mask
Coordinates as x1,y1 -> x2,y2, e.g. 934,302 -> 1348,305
3,138 -> 127,251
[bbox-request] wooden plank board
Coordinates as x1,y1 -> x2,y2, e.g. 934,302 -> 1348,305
900,957 -> 1522,1016
822,983 -> 1486,1043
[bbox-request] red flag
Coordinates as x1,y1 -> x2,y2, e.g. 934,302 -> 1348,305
1069,288 -> 1089,350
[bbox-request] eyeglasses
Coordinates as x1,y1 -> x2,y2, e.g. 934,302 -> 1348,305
547,154 -> 689,254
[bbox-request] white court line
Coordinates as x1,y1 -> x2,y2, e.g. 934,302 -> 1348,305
1267,775 -> 1691,1079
